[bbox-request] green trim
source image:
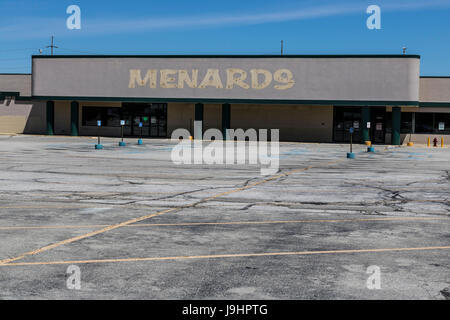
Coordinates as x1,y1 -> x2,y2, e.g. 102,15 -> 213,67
14,96 -> 33,101
32,96 -> 419,106
194,103 -> 204,138
0,92 -> 33,101
46,101 -> 54,136
361,106 -> 371,142
391,107 -> 401,145
419,102 -> 450,107
222,103 -> 231,140
0,91 -> 21,97
31,54 -> 421,59
195,103 -> 204,121
420,76 -> 450,78
70,101 -> 79,136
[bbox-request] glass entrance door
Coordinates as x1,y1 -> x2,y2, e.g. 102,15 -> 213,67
121,103 -> 167,137
333,107 -> 362,143
370,108 -> 386,144
149,103 -> 167,137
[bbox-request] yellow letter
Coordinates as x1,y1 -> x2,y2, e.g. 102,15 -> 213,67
129,69 -> 157,88
250,69 -> 272,89
226,68 -> 250,89
160,69 -> 178,88
178,70 -> 198,88
273,69 -> 295,90
199,69 -> 223,89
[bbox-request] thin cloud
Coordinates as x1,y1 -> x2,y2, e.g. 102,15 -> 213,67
1,0 -> 450,40
91,4 -> 361,32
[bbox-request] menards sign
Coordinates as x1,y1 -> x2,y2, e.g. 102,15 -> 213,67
129,68 -> 295,90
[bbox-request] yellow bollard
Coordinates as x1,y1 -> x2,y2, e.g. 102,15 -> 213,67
407,134 -> 414,146
427,136 -> 430,147
442,136 -> 444,148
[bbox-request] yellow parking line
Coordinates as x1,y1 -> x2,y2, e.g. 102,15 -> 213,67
2,246 -> 449,267
0,216 -> 446,231
0,161 -> 338,266
0,205 -> 98,209
0,208 -> 177,265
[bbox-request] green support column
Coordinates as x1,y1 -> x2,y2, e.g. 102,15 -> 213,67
70,101 -> 79,136
46,101 -> 54,135
222,103 -> 231,140
194,103 -> 204,139
391,106 -> 401,145
361,106 -> 371,143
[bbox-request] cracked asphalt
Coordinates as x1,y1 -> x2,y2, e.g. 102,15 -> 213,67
0,135 -> 449,299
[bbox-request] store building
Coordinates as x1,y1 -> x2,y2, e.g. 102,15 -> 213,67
1,54 -> 449,144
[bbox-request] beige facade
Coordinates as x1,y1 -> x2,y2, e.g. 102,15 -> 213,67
204,104 -> 222,132
54,101 -> 71,135
0,99 -> 46,134
419,77 -> 450,103
166,103 -> 333,142
167,103 -> 195,135
230,104 -> 333,142
0,74 -> 31,96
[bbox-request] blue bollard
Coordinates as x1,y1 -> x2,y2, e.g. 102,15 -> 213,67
137,139 -> 143,145
347,152 -> 355,159
95,144 -> 103,150
119,141 -> 126,147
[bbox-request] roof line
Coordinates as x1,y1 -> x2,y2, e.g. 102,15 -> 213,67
31,95 -> 420,106
0,73 -> 31,75
31,54 -> 421,59
420,76 -> 450,78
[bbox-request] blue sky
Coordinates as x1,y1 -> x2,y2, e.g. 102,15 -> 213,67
1,0 -> 449,75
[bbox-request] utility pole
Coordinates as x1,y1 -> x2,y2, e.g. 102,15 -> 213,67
281,40 -> 284,55
46,36 -> 58,55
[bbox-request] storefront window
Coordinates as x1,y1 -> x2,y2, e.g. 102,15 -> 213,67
82,107 -> 121,126
106,107 -> 121,127
401,112 -> 413,133
415,113 -> 433,133
435,113 -> 450,134
82,107 -> 102,126
385,112 -> 392,134
414,113 -> 450,134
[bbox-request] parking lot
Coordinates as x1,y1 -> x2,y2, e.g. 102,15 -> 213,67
0,135 -> 448,299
